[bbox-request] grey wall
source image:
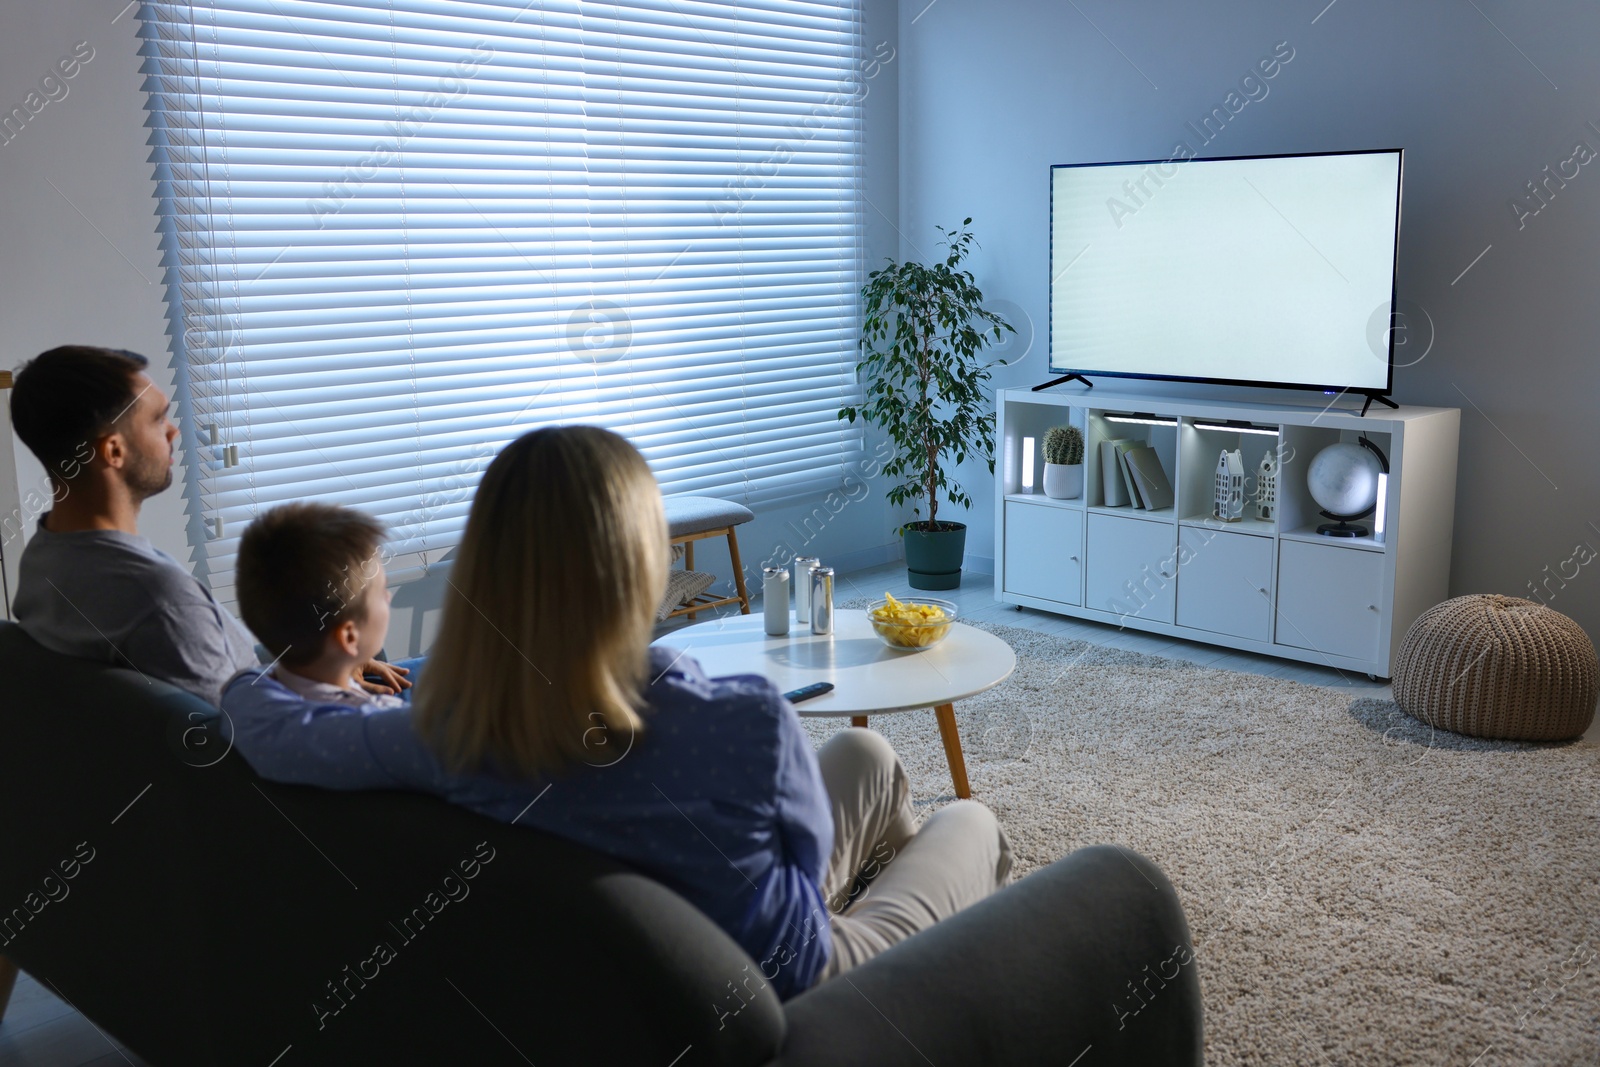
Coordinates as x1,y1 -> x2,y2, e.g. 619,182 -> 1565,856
2,0 -> 909,656
900,0 -> 1600,642
12,0 -> 1588,650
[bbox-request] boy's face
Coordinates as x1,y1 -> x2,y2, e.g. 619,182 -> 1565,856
354,555 -> 391,665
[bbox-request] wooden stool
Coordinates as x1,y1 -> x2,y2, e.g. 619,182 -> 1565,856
663,496 -> 754,620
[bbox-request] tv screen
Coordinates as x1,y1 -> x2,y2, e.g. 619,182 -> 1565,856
1049,149 -> 1403,395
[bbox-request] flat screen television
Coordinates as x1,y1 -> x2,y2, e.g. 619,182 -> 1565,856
1049,148 -> 1403,398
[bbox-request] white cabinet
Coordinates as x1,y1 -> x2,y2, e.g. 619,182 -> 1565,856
1085,513 -> 1176,624
1176,527 -> 1273,642
1003,501 -> 1083,606
1275,540 -> 1386,663
995,388 -> 1459,677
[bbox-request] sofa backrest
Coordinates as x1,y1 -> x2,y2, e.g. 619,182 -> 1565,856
0,621 -> 785,1065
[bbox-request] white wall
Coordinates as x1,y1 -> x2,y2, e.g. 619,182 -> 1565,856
900,0 -> 1600,642
2,0 -> 910,656
0,1 -> 188,575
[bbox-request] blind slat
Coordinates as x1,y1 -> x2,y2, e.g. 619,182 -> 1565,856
140,0 -> 864,589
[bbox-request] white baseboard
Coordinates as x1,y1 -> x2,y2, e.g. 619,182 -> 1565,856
825,540 -> 904,576
963,553 -> 995,576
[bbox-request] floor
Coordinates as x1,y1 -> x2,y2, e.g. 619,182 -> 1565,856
0,971 -> 140,1067
660,558 -> 1398,693
4,560 -> 1589,1065
659,558 -> 1598,741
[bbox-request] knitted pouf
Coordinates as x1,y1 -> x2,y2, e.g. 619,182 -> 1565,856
1393,595 -> 1598,741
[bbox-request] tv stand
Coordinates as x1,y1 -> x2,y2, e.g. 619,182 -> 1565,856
1032,372 -> 1094,392
1358,391 -> 1399,417
994,389 -> 1460,678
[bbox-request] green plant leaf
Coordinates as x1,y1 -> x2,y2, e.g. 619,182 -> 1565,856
840,219 -> 1007,531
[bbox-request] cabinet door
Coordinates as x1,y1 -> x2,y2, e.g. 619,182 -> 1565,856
1176,528 -> 1273,641
1275,540 -> 1386,662
1085,514 -> 1176,624
1004,502 -> 1083,606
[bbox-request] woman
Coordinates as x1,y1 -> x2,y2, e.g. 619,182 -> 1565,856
229,426 -> 1012,997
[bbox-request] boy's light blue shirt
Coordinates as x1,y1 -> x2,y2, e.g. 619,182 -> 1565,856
221,644 -> 835,997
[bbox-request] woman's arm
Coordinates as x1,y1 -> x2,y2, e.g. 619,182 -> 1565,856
770,690 -> 833,888
221,669 -> 444,791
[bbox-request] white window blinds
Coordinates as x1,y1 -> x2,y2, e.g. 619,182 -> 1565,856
138,0 -> 864,595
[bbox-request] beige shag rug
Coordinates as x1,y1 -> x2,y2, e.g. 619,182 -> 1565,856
804,612 -> 1600,1066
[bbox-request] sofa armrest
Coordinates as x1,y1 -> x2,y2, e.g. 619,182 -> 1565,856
772,845 -> 1202,1067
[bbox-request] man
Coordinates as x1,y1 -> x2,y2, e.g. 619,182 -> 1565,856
7,345 -> 408,704
2,346 -> 407,1025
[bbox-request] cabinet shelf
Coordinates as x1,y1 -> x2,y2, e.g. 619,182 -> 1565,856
995,388 -> 1460,677
1004,491 -> 1084,510
1279,526 -> 1386,552
1179,513 -> 1275,537
1088,504 -> 1174,522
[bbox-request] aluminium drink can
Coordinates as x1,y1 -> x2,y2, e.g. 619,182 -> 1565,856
793,556 -> 820,624
762,567 -> 790,635
810,566 -> 835,636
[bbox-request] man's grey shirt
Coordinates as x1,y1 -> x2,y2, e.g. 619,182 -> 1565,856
14,515 -> 258,706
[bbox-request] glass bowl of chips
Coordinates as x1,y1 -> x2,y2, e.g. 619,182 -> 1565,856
867,593 -> 958,651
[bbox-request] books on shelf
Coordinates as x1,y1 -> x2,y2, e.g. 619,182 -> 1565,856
1098,438 -> 1174,511
1124,447 -> 1175,511
1119,448 -> 1146,508
1100,439 -> 1136,506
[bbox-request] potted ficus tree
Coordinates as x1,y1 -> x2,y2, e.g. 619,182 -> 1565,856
840,219 -> 1014,590
1042,425 -> 1084,499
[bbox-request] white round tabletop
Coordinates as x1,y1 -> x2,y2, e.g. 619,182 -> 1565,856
651,609 -> 1017,717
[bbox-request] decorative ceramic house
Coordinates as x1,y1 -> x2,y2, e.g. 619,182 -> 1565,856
1255,451 -> 1278,521
1214,449 -> 1245,522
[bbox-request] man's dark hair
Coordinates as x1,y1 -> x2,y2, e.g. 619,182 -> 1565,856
10,345 -> 150,483
236,502 -> 387,668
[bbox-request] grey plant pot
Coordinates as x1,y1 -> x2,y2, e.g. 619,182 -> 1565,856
903,521 -> 967,590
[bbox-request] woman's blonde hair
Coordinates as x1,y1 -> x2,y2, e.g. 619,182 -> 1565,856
414,425 -> 668,778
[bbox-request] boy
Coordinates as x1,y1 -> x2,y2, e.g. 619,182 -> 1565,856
225,502 -> 454,793
227,502 -> 403,714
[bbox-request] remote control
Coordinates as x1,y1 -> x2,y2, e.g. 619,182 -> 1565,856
783,682 -> 834,704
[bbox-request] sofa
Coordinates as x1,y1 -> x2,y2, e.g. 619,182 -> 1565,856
0,621 -> 1203,1065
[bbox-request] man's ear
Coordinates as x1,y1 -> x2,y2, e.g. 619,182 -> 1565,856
96,430 -> 128,471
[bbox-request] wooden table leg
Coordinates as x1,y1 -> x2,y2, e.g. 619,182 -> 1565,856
933,703 -> 971,800
725,528 -> 752,615
850,716 -> 868,728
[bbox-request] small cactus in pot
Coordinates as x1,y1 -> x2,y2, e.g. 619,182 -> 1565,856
1043,425 -> 1084,466
1042,425 -> 1084,499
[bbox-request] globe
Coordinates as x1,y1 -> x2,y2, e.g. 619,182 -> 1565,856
1307,441 -> 1384,535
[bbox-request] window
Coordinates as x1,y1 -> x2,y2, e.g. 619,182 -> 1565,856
139,0 -> 864,594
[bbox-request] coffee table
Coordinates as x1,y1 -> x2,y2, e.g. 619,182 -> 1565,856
651,609 -> 1017,799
